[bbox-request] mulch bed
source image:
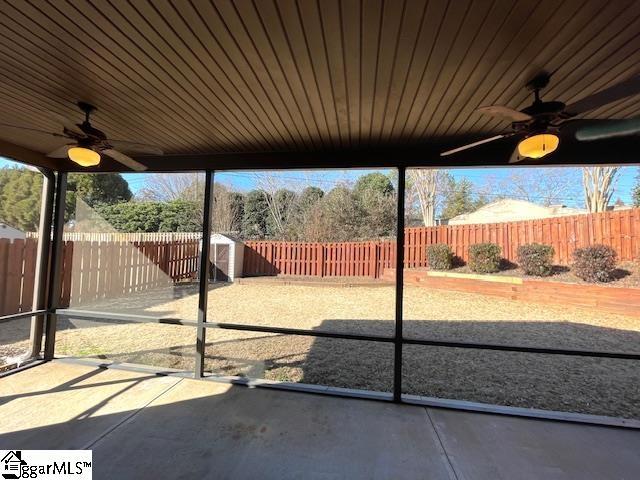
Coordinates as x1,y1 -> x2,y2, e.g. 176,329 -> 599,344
444,260 -> 640,288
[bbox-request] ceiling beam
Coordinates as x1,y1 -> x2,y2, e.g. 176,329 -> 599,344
0,139 -> 62,170
56,135 -> 640,173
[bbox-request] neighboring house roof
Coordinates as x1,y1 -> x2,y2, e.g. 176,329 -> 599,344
0,223 -> 26,239
609,204 -> 633,211
447,199 -> 587,225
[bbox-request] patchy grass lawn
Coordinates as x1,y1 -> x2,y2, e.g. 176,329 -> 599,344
3,282 -> 640,418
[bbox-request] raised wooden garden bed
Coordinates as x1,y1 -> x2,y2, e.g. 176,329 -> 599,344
383,268 -> 640,318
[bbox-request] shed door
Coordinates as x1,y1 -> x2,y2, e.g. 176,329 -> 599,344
213,244 -> 230,282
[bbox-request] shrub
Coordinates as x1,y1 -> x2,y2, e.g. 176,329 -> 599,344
427,244 -> 454,270
572,244 -> 617,282
468,243 -> 501,273
517,243 -> 555,277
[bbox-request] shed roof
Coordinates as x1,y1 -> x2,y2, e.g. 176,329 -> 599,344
211,233 -> 243,244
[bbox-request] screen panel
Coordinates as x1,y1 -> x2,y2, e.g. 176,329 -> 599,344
61,172 -> 205,320
204,329 -> 393,393
207,169 -> 398,338
402,345 -> 640,419
402,165 -> 640,354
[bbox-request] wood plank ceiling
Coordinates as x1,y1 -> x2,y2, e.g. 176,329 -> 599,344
0,0 -> 639,169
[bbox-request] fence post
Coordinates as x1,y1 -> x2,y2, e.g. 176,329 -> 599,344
162,242 -> 170,277
317,243 -> 324,277
268,242 -> 275,275
370,242 -> 378,279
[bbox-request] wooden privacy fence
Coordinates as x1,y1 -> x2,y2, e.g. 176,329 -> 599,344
0,239 -> 38,316
404,208 -> 640,267
243,241 -> 397,278
0,237 -> 200,316
1,209 -> 639,315
243,208 -> 640,278
58,239 -> 200,307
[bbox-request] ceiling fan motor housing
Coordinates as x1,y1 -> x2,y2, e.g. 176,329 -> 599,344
514,101 -> 566,133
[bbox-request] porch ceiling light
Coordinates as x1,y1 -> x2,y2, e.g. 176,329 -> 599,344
517,133 -> 559,159
68,147 -> 101,167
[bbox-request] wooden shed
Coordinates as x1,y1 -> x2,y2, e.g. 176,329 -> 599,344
209,234 -> 244,282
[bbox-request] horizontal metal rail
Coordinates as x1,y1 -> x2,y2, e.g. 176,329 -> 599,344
204,322 -> 395,343
55,309 -> 394,343
0,309 -> 49,323
55,309 -> 199,326
402,338 -> 640,360
52,357 -> 639,430
54,309 -> 640,360
0,359 -> 46,378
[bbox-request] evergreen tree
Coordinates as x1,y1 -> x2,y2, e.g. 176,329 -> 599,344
159,200 -> 202,232
353,172 -> 395,198
66,173 -> 132,220
241,190 -> 269,239
0,167 -> 42,231
440,178 -> 486,220
94,202 -> 164,232
353,173 -> 396,238
68,173 -> 132,207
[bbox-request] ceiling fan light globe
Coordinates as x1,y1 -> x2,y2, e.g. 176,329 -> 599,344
517,134 -> 559,159
68,147 -> 100,167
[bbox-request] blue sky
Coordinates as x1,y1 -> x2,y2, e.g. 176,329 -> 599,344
117,165 -> 639,208
2,156 -> 638,208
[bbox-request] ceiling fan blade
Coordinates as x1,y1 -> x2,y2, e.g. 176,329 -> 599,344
48,111 -> 84,136
0,122 -> 67,138
564,75 -> 640,116
476,106 -> 532,122
440,134 -> 507,156
46,144 -> 75,158
574,118 -> 640,141
102,149 -> 148,171
107,139 -> 163,155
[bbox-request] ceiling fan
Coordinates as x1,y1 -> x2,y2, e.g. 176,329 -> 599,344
441,72 -> 640,162
0,102 -> 163,170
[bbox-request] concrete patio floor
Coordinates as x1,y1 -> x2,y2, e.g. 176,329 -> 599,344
1,362 -> 639,479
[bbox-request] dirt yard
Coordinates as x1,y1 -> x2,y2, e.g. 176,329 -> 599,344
3,281 -> 640,418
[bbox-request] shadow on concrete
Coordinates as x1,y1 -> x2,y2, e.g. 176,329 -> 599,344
0,371 -> 457,479
1,364 -> 640,480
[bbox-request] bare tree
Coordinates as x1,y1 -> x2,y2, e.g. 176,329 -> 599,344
407,169 -> 447,226
140,173 -> 243,233
139,173 -> 203,202
253,172 -> 298,238
480,168 -> 581,206
212,183 -> 242,233
582,166 -> 620,212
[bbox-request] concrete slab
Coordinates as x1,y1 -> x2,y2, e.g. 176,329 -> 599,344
0,362 -> 181,449
427,408 -> 640,480
1,362 -> 639,480
92,378 -> 456,479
